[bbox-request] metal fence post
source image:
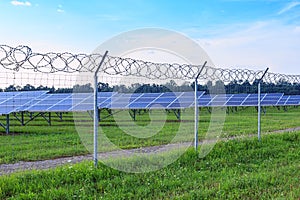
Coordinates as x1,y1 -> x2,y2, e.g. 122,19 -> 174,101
258,81 -> 261,141
93,51 -> 108,167
258,68 -> 269,141
194,61 -> 207,150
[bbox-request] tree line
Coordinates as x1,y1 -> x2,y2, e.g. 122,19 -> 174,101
1,79 -> 300,95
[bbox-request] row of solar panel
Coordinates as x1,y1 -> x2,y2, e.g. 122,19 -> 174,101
0,91 -> 300,115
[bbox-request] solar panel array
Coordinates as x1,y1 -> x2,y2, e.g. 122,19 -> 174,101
0,91 -> 299,115
25,91 -> 204,112
0,91 -> 48,115
276,95 -> 300,106
198,93 -> 284,107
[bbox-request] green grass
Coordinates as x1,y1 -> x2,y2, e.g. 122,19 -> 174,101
222,106 -> 300,136
0,106 -> 299,164
0,132 -> 299,199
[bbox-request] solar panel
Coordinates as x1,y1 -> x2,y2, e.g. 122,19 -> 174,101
197,93 -> 284,107
0,91 -> 48,115
0,90 -> 293,115
111,93 -> 144,109
168,91 -> 205,109
27,93 -> 98,112
211,94 -> 231,107
26,93 -> 73,112
125,93 -> 157,109
198,94 -> 215,107
241,93 -> 284,107
71,93 -> 94,111
283,95 -> 300,106
225,94 -> 249,106
276,95 -> 289,106
261,93 -> 284,106
103,91 -> 204,110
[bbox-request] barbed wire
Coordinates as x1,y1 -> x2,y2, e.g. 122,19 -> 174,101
0,44 -> 299,83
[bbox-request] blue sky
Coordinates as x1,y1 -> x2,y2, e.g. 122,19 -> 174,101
0,0 -> 300,74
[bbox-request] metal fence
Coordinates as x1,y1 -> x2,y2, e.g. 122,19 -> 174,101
1,44 -> 300,166
1,44 -> 300,83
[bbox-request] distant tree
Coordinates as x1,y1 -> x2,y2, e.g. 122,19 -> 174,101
73,84 -> 93,93
5,85 -> 19,92
98,82 -> 113,92
22,84 -> 36,91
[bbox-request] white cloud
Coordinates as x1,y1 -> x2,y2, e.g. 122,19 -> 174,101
57,9 -> 65,13
197,21 -> 300,75
278,1 -> 300,15
11,0 -> 31,7
57,5 -> 65,13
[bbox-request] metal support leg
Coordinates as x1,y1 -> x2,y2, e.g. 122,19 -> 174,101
6,115 -> 9,134
133,110 -> 136,121
98,109 -> 101,122
49,112 -> 51,126
21,112 -> 24,126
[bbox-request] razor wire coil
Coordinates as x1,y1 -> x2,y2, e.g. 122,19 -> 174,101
1,44 -> 299,83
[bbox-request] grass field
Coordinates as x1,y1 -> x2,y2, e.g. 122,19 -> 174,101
0,106 -> 299,164
0,131 -> 299,199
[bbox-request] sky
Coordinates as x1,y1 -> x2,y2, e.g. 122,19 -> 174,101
0,0 -> 300,75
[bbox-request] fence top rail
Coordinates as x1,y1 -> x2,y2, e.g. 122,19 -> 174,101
0,44 -> 299,83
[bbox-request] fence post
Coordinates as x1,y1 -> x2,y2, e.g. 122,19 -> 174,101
258,68 -> 269,141
194,61 -> 207,150
93,51 -> 108,167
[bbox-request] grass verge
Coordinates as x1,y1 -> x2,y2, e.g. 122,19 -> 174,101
0,131 -> 299,199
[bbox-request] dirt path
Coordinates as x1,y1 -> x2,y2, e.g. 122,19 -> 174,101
1,127 -> 300,176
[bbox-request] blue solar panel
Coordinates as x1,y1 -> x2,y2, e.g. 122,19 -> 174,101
26,105 -> 53,111
147,102 -> 171,109
71,103 -> 93,111
160,92 -> 181,97
71,93 -> 94,111
48,105 -> 73,111
152,97 -> 175,103
0,91 -> 293,114
135,97 -> 158,102
197,93 -> 284,107
284,95 -> 300,105
108,93 -> 143,109
240,93 -> 284,107
210,94 -> 230,107
128,103 -> 151,109
0,91 -> 48,114
225,93 -> 248,106
198,95 -> 215,107
170,102 -> 191,108
15,91 -> 199,111
168,92 -> 204,108
276,96 -> 289,106
261,93 -> 284,106
26,93 -> 73,112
